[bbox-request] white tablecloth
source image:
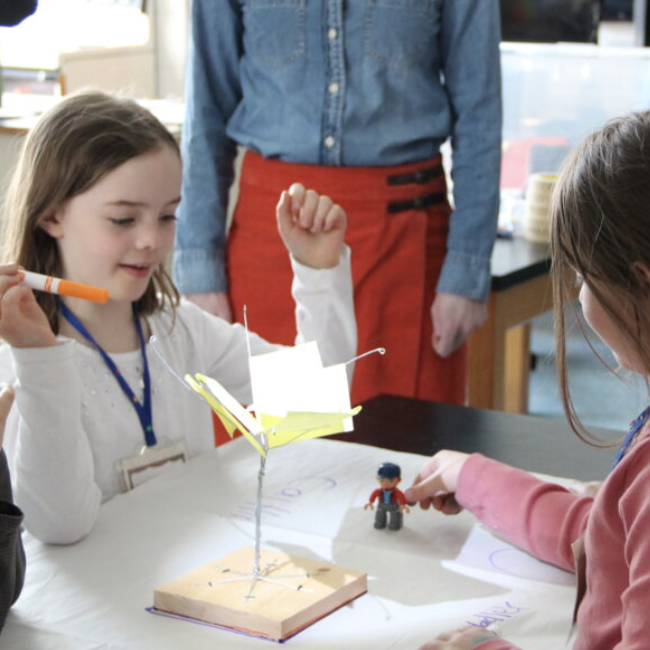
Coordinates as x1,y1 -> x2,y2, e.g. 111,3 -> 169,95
3,438 -> 577,649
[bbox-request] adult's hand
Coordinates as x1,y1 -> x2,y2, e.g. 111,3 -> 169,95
431,293 -> 487,357
184,291 -> 233,322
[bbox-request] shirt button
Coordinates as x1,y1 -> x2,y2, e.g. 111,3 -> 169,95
324,136 -> 336,148
328,82 -> 340,95
328,28 -> 338,40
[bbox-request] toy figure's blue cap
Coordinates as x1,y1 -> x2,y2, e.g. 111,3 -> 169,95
377,462 -> 401,479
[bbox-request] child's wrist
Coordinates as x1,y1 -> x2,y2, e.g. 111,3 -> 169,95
291,250 -> 342,270
10,333 -> 58,349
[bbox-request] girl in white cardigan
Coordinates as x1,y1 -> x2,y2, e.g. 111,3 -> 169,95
0,91 -> 356,545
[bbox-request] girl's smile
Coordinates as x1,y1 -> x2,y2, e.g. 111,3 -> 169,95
119,263 -> 155,279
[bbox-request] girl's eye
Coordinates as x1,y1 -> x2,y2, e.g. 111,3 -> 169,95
110,217 -> 135,226
160,214 -> 177,223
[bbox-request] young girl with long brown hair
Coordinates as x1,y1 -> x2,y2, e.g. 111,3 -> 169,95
0,91 -> 355,546
407,111 -> 650,649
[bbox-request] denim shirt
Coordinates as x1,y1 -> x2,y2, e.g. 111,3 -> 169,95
174,0 -> 502,301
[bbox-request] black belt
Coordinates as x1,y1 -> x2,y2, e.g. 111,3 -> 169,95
387,191 -> 447,214
386,165 -> 443,186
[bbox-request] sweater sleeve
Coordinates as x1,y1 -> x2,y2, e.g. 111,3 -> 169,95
613,445 -> 650,649
0,450 -> 25,632
456,454 -> 592,572
172,0 -> 241,295
6,342 -> 101,545
437,0 -> 502,301
289,246 -> 356,371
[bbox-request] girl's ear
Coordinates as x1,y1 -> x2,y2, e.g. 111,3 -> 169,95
38,207 -> 65,239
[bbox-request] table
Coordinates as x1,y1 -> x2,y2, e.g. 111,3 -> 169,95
349,394 -> 614,480
468,237 -> 552,414
4,396 -> 615,649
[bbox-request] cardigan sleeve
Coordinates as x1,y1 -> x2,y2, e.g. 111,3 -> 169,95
5,342 -> 101,545
193,246 -> 357,405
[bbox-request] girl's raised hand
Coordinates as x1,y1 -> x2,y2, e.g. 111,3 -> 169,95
0,264 -> 57,348
276,183 -> 346,269
404,450 -> 470,515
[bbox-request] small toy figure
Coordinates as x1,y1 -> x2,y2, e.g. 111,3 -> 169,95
365,462 -> 410,531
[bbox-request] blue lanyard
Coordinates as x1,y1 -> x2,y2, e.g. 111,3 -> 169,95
59,301 -> 157,448
611,405 -> 650,471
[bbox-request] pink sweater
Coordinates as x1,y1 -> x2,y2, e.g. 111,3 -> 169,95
456,436 -> 650,650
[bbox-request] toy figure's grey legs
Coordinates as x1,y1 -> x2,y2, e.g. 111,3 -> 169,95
374,504 -> 388,529
388,505 -> 403,531
375,503 -> 402,530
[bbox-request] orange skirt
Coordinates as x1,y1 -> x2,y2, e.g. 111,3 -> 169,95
227,151 -> 466,406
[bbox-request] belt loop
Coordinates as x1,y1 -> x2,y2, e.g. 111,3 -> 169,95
386,164 -> 444,186
387,191 -> 447,214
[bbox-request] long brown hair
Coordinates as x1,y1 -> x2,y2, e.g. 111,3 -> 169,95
1,91 -> 180,333
551,111 -> 650,442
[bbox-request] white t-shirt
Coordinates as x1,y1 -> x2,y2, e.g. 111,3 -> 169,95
1,251 -> 356,544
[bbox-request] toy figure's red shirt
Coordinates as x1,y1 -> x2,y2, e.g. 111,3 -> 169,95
369,487 -> 407,506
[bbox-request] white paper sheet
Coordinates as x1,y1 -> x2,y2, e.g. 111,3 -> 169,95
448,524 -> 577,587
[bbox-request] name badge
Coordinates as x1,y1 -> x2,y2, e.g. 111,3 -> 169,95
119,440 -> 188,492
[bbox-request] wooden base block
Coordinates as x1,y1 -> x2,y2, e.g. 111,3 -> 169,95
153,547 -> 367,641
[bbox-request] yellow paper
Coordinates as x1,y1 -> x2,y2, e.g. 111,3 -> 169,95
185,374 -> 267,457
261,407 -> 362,448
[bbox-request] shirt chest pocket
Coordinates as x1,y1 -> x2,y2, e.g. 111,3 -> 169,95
242,0 -> 307,69
365,0 -> 440,71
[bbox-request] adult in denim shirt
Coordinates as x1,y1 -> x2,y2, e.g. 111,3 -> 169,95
174,0 -> 502,405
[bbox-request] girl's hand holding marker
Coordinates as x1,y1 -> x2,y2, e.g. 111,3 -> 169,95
0,265 -> 107,348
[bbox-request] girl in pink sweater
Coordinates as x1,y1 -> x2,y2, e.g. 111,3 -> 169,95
406,111 -> 650,650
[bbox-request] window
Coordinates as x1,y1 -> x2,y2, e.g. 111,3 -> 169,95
0,0 -> 150,72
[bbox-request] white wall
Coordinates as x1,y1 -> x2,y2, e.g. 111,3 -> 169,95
152,0 -> 190,98
58,0 -> 189,99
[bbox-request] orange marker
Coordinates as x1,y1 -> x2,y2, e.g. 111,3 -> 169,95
18,271 -> 109,304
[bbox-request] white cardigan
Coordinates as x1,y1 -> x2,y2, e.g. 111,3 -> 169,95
1,250 -> 356,544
